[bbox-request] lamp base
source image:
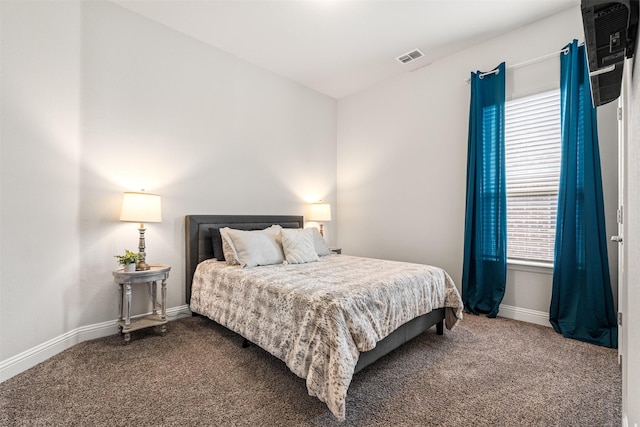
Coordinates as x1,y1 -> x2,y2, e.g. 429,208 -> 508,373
136,224 -> 150,271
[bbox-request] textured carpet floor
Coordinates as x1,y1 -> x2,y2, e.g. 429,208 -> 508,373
0,314 -> 620,426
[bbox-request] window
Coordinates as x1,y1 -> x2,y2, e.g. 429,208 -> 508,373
505,90 -> 561,264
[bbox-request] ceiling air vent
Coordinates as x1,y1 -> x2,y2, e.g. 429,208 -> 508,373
396,49 -> 424,64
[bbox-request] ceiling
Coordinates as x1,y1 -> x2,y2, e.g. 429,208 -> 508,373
113,0 -> 580,99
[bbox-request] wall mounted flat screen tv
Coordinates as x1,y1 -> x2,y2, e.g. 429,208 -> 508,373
581,0 -> 638,106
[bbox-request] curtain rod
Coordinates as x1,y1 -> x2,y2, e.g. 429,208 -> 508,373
465,46 -> 571,83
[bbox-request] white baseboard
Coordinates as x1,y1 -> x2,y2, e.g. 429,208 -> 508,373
0,305 -> 192,383
498,304 -> 551,327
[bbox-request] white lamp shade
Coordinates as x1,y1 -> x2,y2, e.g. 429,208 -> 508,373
120,192 -> 162,223
308,203 -> 331,222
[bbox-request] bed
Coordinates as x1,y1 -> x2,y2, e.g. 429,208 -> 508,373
185,215 -> 463,421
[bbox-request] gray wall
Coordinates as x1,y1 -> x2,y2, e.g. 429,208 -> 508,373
0,0 -> 337,362
336,7 -> 619,322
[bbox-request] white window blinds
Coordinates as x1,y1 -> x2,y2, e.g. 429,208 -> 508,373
505,90 -> 561,263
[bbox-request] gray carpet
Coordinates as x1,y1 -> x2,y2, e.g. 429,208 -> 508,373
0,314 -> 620,426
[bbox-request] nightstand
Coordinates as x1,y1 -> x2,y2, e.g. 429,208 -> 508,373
112,265 -> 171,343
329,247 -> 342,254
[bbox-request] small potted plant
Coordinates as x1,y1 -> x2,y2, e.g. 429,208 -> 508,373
114,249 -> 139,272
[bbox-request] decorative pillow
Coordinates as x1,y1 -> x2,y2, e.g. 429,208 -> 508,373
219,227 -> 240,265
281,228 -> 319,264
209,228 -> 225,261
220,225 -> 284,268
310,227 -> 331,256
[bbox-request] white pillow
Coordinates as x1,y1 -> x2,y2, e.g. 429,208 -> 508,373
219,227 -> 240,265
310,227 -> 331,256
281,228 -> 319,264
220,225 -> 284,268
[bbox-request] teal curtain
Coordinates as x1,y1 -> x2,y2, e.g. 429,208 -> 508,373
550,40 -> 617,348
463,62 -> 507,318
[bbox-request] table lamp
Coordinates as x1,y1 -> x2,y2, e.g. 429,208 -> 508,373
308,202 -> 331,237
120,191 -> 162,271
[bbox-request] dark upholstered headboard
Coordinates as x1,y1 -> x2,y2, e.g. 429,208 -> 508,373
184,215 -> 304,304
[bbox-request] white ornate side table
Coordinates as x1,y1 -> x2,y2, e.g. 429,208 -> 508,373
112,265 -> 171,343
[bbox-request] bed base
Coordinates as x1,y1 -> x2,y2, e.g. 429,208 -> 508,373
185,215 -> 447,375
354,308 -> 444,373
